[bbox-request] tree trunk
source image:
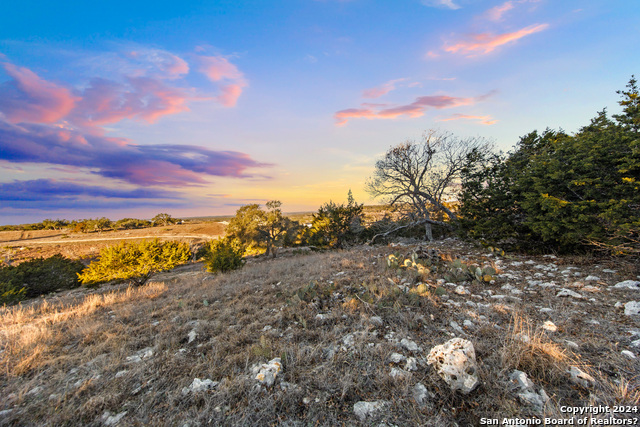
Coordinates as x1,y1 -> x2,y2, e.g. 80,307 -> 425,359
425,222 -> 433,242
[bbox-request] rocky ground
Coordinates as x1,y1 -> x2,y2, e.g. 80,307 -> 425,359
0,238 -> 639,426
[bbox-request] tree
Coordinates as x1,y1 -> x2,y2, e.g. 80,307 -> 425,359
225,201 -> 299,257
152,213 -> 177,227
458,76 -> 640,254
310,190 -> 364,248
366,130 -> 491,241
78,239 -> 191,286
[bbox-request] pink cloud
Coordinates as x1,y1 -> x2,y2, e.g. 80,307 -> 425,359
197,56 -> 248,107
444,23 -> 549,56
362,78 -> 406,99
73,76 -> 193,126
485,1 -> 515,21
440,113 -> 498,125
335,92 -> 494,126
0,63 -> 78,124
198,56 -> 243,81
217,82 -> 247,107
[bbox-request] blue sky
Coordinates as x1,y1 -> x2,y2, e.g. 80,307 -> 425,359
0,0 -> 639,224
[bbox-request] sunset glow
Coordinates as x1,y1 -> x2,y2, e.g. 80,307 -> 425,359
0,0 -> 638,223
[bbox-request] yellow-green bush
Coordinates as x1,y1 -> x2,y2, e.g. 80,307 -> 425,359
78,239 -> 191,286
203,238 -> 245,273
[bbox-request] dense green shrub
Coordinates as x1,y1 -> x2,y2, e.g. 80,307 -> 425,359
78,239 -> 191,286
225,201 -> 299,257
459,77 -> 640,253
0,254 -> 85,304
203,238 -> 245,273
308,191 -> 364,248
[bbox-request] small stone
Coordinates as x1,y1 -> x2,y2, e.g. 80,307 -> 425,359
400,338 -> 420,352
353,401 -> 387,421
412,383 -> 429,407
102,411 -> 127,426
370,316 -> 383,326
455,285 -> 469,295
542,321 -> 558,332
584,275 -> 601,281
405,357 -> 418,371
389,352 -> 406,363
26,386 -> 43,396
303,397 -> 311,405
624,301 -> 640,316
188,330 -> 197,343
614,280 -> 640,290
567,366 -> 595,388
565,340 -> 580,350
115,370 -> 128,378
621,350 -> 636,359
450,321 -> 464,334
181,378 -> 219,395
389,367 -> 409,379
463,320 -> 475,329
252,358 -> 282,387
557,288 -> 583,299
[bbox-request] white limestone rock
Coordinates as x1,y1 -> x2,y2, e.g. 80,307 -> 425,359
102,411 -> 127,426
557,288 -> 583,299
567,366 -> 595,388
389,352 -> 406,364
252,358 -> 282,387
400,338 -> 420,352
625,301 -> 640,316
405,357 -> 418,371
614,280 -> 640,290
509,370 -> 548,413
427,338 -> 479,394
182,378 -> 219,395
542,321 -> 558,332
412,383 -> 429,407
353,400 -> 388,421
621,350 -> 636,359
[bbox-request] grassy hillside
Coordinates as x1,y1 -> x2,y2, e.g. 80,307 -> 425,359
1,240 -> 639,425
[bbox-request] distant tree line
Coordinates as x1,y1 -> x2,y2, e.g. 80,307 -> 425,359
0,213 -> 180,233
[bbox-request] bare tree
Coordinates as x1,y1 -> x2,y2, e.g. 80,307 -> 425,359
366,129 -> 491,242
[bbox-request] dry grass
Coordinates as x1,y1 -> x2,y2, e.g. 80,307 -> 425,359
500,312 -> 574,385
1,241 -> 639,425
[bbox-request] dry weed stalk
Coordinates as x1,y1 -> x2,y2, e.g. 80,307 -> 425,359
501,312 -> 576,385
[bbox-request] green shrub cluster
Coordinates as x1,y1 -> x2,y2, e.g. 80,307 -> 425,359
459,77 -> 640,254
203,238 -> 245,273
78,239 -> 191,286
0,254 -> 85,304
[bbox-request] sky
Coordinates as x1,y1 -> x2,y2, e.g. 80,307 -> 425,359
0,0 -> 639,224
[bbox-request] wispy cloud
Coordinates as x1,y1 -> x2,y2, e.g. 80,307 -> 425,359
443,23 -> 549,56
0,120 -> 271,186
0,62 -> 78,124
335,91 -> 495,126
0,51 -> 264,189
73,76 -> 195,126
422,0 -> 461,10
0,179 -> 179,201
196,55 -> 248,107
439,113 -> 497,125
485,1 -> 515,21
362,78 -> 407,99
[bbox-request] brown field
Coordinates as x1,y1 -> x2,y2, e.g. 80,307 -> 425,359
1,238 -> 639,425
0,221 -> 226,265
